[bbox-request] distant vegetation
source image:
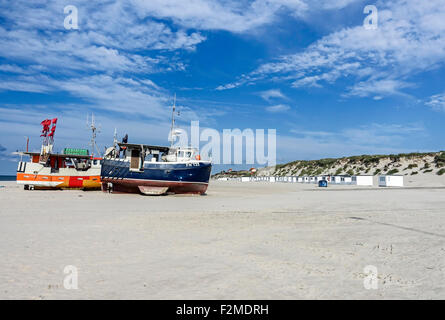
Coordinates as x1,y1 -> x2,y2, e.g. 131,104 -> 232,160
435,152 -> 445,168
387,169 -> 399,175
212,151 -> 445,179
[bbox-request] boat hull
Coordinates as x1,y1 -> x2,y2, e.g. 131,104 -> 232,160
16,172 -> 101,190
16,161 -> 101,190
101,159 -> 212,195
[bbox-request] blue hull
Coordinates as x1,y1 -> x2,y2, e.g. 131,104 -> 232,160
101,159 -> 212,194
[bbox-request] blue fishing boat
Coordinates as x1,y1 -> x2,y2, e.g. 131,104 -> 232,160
101,95 -> 212,195
101,144 -> 212,195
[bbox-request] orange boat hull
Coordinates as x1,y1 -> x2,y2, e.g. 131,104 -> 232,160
16,173 -> 101,190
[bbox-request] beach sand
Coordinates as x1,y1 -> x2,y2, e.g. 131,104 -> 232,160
0,179 -> 444,299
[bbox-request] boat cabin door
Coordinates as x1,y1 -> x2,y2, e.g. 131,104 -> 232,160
129,149 -> 143,171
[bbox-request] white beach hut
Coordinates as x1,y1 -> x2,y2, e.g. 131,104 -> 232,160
378,175 -> 404,187
332,175 -> 353,184
331,176 -> 340,184
352,175 -> 373,186
339,176 -> 352,184
343,176 -> 353,184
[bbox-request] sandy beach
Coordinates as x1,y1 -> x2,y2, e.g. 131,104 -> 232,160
0,179 -> 444,300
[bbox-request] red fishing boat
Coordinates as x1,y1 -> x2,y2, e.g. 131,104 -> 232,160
16,118 -> 102,190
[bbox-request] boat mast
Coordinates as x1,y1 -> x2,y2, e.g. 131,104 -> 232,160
113,128 -> 118,148
39,118 -> 57,164
170,93 -> 176,148
87,113 -> 101,158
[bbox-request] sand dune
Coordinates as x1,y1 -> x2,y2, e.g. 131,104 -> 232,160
0,179 -> 444,299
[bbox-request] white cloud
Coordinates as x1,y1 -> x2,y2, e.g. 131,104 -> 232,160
219,0 -> 445,98
265,104 -> 291,112
131,0 -> 306,33
0,1 -> 210,123
0,64 -> 28,74
426,93 -> 445,112
259,89 -> 287,101
314,0 -> 359,10
216,83 -> 238,91
131,0 -> 364,33
0,76 -> 54,93
0,106 -> 175,157
341,123 -> 425,146
0,0 -> 370,101
292,123 -> 425,145
0,2 -> 204,75
282,122 -> 426,161
345,79 -> 414,98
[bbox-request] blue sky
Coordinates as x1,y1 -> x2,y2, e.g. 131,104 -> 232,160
1,0 -> 445,174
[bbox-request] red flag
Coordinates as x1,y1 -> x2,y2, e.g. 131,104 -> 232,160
40,119 -> 51,137
48,119 -> 57,138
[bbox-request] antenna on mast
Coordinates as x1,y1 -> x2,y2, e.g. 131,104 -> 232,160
87,113 -> 101,157
113,128 -> 118,147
